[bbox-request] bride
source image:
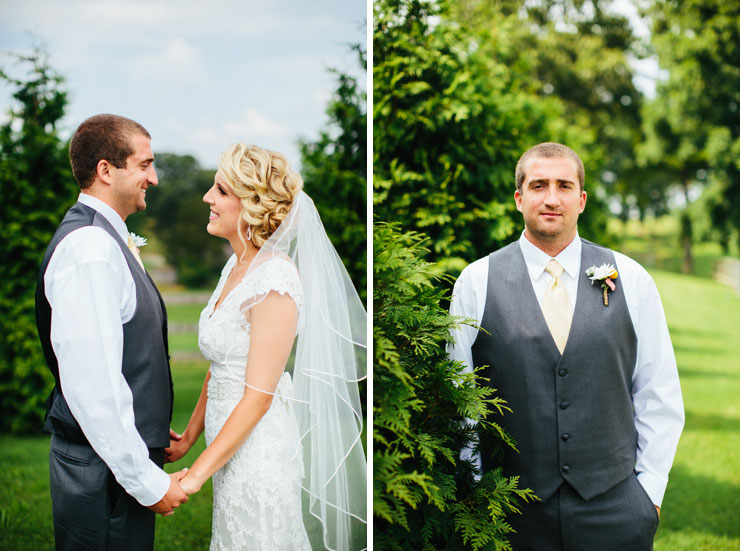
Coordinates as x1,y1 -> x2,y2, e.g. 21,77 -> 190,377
164,144 -> 366,550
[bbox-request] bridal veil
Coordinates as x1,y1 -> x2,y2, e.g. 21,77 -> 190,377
237,191 -> 367,550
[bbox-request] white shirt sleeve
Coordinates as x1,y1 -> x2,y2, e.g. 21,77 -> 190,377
448,266 -> 481,375
45,226 -> 170,506
615,252 -> 685,507
448,259 -> 489,469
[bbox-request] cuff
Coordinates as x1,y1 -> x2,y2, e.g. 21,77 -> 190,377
126,460 -> 171,507
636,470 -> 667,507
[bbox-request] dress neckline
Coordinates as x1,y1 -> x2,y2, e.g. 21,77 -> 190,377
207,255 -> 296,319
208,256 -> 247,319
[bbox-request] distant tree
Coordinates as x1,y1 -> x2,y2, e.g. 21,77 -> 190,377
0,50 -> 76,433
643,0 -> 740,252
128,153 -> 228,287
373,222 -> 534,550
639,90 -> 708,272
299,46 -> 367,301
637,2 -> 716,273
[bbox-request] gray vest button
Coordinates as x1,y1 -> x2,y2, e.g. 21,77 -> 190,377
561,433 -> 570,441
559,368 -> 568,377
562,465 -> 571,472
560,401 -> 570,409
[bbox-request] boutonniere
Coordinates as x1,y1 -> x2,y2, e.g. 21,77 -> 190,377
129,232 -> 148,249
585,263 -> 618,306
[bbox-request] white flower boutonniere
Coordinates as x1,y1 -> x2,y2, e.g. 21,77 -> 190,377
585,263 -> 618,306
129,232 -> 148,248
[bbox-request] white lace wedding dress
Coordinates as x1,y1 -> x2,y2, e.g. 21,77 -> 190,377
198,254 -> 312,551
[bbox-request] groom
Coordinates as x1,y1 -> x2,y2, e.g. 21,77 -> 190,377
449,142 -> 684,550
35,114 -> 188,550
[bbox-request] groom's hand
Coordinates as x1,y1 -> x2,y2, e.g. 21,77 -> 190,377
147,468 -> 189,516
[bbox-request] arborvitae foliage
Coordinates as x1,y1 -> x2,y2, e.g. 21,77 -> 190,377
0,51 -> 77,433
373,222 -> 535,550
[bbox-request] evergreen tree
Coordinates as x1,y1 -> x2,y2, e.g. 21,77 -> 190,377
0,50 -> 76,433
299,46 -> 367,301
373,222 -> 534,550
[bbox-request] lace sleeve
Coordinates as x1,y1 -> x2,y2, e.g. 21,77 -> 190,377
239,257 -> 301,398
239,257 -> 303,313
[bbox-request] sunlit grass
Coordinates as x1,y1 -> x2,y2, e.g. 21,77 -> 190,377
652,270 -> 740,551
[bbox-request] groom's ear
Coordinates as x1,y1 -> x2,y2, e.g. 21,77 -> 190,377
96,159 -> 113,185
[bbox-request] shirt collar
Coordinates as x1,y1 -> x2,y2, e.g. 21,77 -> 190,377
78,193 -> 130,244
518,231 -> 582,281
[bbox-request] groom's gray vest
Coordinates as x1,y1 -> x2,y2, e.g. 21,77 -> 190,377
36,202 -> 173,449
471,239 -> 638,502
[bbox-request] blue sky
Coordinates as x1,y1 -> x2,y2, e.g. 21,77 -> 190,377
0,0 -> 366,169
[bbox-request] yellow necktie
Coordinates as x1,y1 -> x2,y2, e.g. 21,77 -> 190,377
127,236 -> 145,270
542,259 -> 572,354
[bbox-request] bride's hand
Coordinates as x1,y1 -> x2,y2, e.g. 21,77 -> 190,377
179,471 -> 203,495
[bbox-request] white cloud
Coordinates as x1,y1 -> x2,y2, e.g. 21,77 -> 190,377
126,37 -> 209,88
236,108 -> 289,138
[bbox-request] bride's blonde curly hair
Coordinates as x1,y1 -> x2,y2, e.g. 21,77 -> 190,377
217,143 -> 303,251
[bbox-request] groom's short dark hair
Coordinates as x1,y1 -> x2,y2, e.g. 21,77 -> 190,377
69,114 -> 151,189
515,142 -> 585,193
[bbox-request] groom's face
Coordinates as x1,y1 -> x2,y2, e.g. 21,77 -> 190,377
109,133 -> 158,217
515,155 -> 586,247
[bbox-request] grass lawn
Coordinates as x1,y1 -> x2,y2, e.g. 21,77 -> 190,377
652,270 -> 740,551
165,296 -> 210,325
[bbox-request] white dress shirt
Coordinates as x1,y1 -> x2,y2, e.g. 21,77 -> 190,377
44,193 -> 170,506
448,232 -> 684,507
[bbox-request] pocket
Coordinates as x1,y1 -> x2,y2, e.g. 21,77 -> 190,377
633,474 -> 660,526
108,472 -> 128,516
51,446 -> 91,466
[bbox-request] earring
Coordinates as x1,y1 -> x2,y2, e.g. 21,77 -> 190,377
246,226 -> 253,241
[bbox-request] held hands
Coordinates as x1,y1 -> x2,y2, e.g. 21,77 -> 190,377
179,470 -> 204,496
147,468 -> 189,516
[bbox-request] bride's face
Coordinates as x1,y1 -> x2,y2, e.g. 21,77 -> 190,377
203,172 -> 242,240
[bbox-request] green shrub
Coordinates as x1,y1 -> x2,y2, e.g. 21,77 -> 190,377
373,222 -> 534,550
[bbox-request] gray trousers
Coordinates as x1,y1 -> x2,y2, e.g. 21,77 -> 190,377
49,435 -> 165,551
507,473 -> 660,551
